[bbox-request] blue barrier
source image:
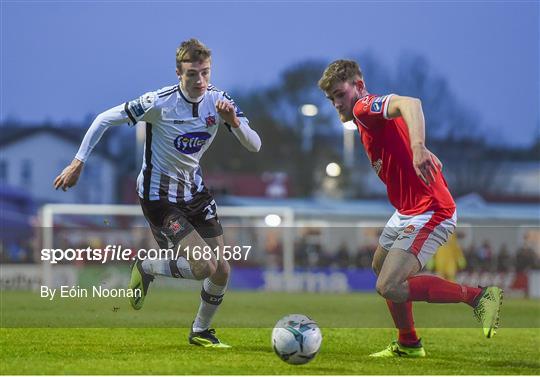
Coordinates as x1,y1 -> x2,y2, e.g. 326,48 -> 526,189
230,267 -> 377,292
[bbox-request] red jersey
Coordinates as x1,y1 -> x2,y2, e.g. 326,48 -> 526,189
352,94 -> 455,215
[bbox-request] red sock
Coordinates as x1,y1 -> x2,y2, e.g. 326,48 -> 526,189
408,275 -> 482,306
386,300 -> 419,346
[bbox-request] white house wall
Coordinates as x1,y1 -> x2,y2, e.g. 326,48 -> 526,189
1,133 -> 116,204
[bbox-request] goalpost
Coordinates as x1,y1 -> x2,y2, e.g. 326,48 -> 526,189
40,204 -> 295,287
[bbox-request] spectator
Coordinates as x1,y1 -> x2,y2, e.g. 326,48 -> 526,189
463,243 -> 478,272
307,243 -> 320,268
294,237 -> 309,268
516,245 -> 536,273
334,243 -> 350,269
355,244 -> 373,269
265,232 -> 283,269
496,244 -> 513,272
475,240 -> 494,272
427,233 -> 466,281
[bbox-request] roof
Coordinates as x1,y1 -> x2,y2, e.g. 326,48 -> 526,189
0,126 -> 115,160
219,195 -> 540,223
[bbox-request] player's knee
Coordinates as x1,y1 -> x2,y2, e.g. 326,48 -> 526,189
203,259 -> 218,278
375,278 -> 397,299
375,279 -> 385,297
209,259 -> 230,285
192,259 -> 218,280
216,259 -> 230,278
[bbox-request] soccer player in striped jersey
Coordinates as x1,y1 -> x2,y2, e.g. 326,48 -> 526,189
318,60 -> 503,357
54,39 -> 261,348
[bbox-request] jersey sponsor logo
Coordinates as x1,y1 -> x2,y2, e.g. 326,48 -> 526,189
370,96 -> 386,113
173,120 -> 186,124
174,132 -> 211,154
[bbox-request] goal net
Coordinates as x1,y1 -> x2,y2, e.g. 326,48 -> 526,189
39,204 -> 295,289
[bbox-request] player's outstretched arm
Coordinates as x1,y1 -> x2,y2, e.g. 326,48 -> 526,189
216,99 -> 261,152
53,104 -> 132,191
387,95 -> 442,185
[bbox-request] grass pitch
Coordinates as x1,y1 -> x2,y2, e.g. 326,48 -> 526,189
1,290 -> 539,375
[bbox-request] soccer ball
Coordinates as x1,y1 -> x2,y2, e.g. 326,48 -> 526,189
271,314 -> 322,365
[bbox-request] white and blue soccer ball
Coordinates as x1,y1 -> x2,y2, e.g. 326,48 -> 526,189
271,314 -> 322,365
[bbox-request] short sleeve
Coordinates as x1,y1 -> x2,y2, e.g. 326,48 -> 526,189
353,94 -> 394,129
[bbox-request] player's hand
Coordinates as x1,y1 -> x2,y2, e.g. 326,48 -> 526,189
54,158 -> 84,191
412,145 -> 442,185
216,100 -> 239,128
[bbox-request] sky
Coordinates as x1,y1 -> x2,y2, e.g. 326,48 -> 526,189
1,1 -> 539,146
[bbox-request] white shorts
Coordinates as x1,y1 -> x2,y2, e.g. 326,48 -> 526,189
379,208 -> 457,267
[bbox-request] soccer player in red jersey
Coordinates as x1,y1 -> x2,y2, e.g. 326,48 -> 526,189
318,60 -> 503,357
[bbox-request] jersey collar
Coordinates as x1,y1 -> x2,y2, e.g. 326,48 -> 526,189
178,83 -> 204,104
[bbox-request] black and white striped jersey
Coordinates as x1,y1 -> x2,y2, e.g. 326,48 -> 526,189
75,83 -> 261,203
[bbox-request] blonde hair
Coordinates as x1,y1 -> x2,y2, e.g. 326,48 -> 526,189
318,59 -> 363,92
176,38 -> 211,69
